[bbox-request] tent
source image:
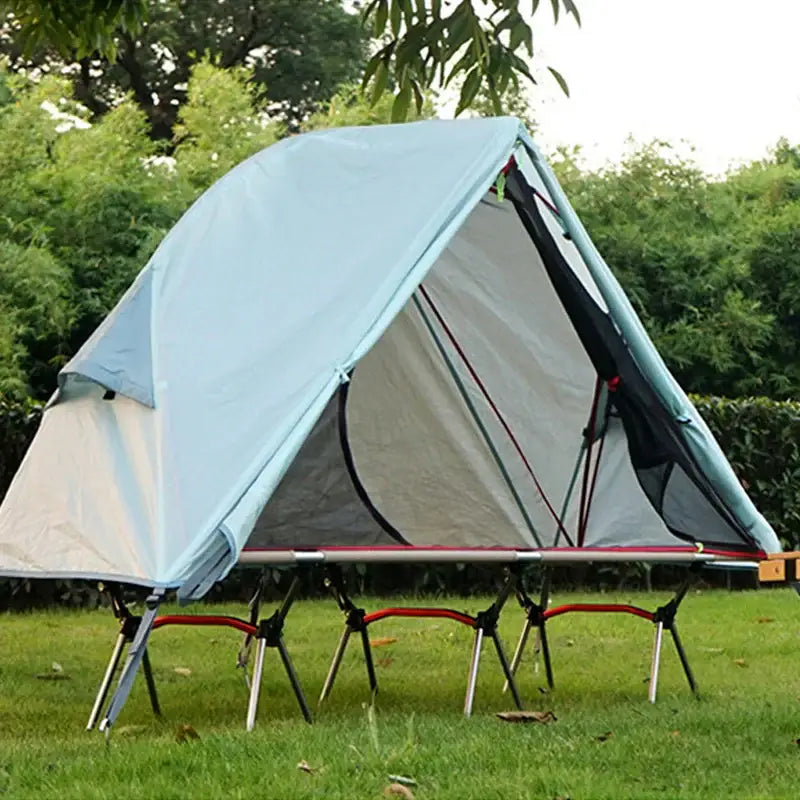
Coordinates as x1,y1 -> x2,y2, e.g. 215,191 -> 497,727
0,116 -> 780,726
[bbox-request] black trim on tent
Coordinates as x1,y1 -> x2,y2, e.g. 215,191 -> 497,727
337,379 -> 410,546
504,163 -> 760,553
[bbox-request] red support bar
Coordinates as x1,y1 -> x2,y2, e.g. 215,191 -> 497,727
363,607 -> 476,628
153,614 -> 257,636
542,603 -> 654,623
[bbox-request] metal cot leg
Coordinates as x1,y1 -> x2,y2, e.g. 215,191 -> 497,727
87,632 -> 127,731
464,627 -> 484,718
648,620 -> 664,704
319,626 -> 353,705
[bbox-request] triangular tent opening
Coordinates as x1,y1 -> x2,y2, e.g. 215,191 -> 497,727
0,117 -> 780,596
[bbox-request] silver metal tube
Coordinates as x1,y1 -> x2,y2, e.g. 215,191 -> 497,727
237,548 -> 737,566
246,637 -> 267,731
319,626 -> 352,705
503,619 -> 531,692
648,621 -> 664,704
238,549 -> 543,565
464,628 -> 484,718
86,632 -> 126,731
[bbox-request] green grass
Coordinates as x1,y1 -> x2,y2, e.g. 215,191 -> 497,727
1,588 -> 800,799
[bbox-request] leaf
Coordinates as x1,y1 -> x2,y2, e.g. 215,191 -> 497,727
173,667 -> 192,677
388,775 -> 417,787
390,0 -> 402,37
757,617 -> 775,623
456,68 -> 482,116
370,61 -> 390,108
391,85 -> 412,123
297,760 -> 317,775
175,724 -> 200,743
51,662 -> 63,673
116,724 -> 147,737
595,731 -> 613,742
374,0 -> 389,35
496,710 -> 557,723
384,784 -> 415,799
547,66 -> 570,97
734,658 -> 748,667
371,637 -> 398,647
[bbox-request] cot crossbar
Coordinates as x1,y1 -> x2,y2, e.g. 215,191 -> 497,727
152,614 -> 257,636
542,603 -> 655,622
319,566 -> 522,717
363,607 -> 476,627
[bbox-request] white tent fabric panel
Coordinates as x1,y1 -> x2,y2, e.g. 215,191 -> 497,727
346,296 -> 535,549
579,416 -> 678,548
413,193 -> 596,545
0,380 -> 159,581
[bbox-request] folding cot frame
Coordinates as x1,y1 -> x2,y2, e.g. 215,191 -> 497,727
85,546 -> 759,735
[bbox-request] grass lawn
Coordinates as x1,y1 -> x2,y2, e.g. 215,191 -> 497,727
1,587 -> 799,799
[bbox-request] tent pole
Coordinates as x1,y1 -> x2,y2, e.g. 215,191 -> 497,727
98,588 -> 165,736
412,294 -> 543,548
553,443 -> 585,548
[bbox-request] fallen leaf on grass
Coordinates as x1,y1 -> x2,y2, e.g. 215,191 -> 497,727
388,775 -> 417,787
384,783 -> 414,799
116,725 -> 147,737
733,659 -> 747,667
758,617 -> 775,624
670,730 -> 680,738
370,637 -> 398,647
595,731 -> 613,742
35,663 -> 70,680
377,657 -> 394,668
297,760 -> 317,775
175,724 -> 200,743
496,710 -> 557,724
173,667 -> 192,677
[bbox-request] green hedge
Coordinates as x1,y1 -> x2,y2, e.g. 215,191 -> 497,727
0,395 -> 798,607
691,395 -> 800,549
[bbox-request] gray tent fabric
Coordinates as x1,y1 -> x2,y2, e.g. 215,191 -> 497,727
0,117 -> 781,599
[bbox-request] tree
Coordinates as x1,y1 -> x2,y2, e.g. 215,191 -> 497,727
0,0 -> 145,58
4,1 -> 579,123
554,143 -> 776,398
2,0 -> 368,138
360,0 -> 580,121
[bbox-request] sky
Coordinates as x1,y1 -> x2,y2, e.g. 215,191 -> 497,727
522,0 -> 800,174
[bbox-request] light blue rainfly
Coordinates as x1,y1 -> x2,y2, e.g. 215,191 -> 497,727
4,116 -> 780,601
